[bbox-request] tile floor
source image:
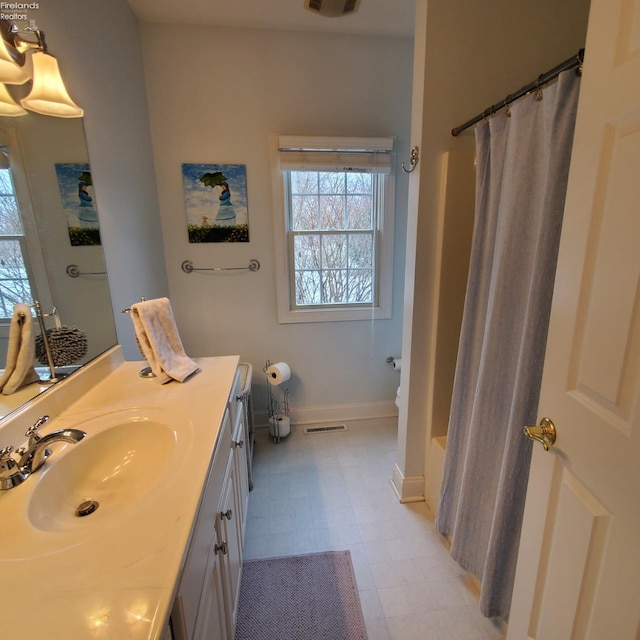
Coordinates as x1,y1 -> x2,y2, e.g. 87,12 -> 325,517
243,420 -> 506,640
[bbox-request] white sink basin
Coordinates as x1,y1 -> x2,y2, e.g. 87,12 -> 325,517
0,406 -> 193,560
28,415 -> 177,531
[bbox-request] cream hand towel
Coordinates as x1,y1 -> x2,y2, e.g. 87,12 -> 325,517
0,303 -> 39,395
130,297 -> 199,384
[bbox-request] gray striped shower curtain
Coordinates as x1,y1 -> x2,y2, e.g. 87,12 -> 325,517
436,69 -> 581,620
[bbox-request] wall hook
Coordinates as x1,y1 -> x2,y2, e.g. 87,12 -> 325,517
401,146 -> 419,174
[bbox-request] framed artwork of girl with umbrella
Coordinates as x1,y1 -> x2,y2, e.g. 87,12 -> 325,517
182,163 -> 250,243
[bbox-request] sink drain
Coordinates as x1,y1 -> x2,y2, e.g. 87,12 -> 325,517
75,500 -> 99,517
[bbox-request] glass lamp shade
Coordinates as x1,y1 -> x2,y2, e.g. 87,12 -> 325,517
0,83 -> 26,116
20,51 -> 83,118
0,38 -> 30,84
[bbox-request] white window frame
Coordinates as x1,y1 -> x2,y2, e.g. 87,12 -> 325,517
270,134 -> 395,324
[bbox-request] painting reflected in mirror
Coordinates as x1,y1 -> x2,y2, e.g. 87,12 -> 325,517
0,113 -> 116,421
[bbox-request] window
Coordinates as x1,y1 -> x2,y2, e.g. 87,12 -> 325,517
0,157 -> 35,318
0,130 -> 51,330
288,170 -> 377,306
271,135 -> 395,323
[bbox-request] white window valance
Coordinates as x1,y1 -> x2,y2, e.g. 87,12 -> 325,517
277,135 -> 395,174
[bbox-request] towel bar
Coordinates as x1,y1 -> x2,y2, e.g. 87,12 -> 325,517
66,264 -> 106,278
121,297 -> 147,314
181,259 -> 260,273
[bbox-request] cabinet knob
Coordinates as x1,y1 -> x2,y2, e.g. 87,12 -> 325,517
233,439 -> 244,449
220,509 -> 232,521
214,541 -> 228,555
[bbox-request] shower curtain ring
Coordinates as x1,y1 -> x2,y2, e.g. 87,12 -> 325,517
401,146 -> 419,174
534,77 -> 544,101
504,98 -> 511,117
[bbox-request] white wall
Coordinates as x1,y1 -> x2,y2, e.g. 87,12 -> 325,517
139,24 -> 413,420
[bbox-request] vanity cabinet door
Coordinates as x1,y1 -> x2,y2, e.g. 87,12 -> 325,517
231,401 -> 249,543
216,449 -> 244,637
171,411 -> 231,640
171,394 -> 250,640
191,529 -> 227,640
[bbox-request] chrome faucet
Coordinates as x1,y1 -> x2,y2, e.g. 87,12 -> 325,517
0,416 -> 86,490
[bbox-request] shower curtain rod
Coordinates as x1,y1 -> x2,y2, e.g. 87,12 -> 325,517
451,48 -> 584,137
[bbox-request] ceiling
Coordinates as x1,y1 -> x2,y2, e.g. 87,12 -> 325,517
126,0 -> 416,38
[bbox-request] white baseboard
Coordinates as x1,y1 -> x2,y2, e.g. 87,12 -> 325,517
390,463 -> 425,503
254,400 -> 398,429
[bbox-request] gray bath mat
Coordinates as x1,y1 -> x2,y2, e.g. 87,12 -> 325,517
234,550 -> 368,639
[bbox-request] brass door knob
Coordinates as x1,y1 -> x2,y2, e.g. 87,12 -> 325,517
523,417 -> 556,451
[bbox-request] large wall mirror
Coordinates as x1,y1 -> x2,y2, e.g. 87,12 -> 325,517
0,113 -> 116,421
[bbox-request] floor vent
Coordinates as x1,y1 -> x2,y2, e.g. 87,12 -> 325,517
304,424 -> 348,434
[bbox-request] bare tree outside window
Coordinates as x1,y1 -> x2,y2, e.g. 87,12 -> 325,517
0,166 -> 34,317
289,171 -> 376,307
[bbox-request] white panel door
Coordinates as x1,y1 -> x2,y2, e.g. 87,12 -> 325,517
507,0 -> 640,637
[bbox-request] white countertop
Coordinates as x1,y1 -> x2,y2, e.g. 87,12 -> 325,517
0,347 -> 240,639
0,379 -> 50,419
0,366 -> 82,422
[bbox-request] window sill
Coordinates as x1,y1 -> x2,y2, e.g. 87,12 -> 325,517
277,304 -> 391,324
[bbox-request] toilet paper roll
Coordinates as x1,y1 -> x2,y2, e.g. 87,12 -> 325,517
266,362 -> 291,386
392,358 -> 402,371
269,415 -> 291,438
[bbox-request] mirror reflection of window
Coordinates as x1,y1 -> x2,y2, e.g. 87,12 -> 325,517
0,133 -> 52,332
0,150 -> 37,319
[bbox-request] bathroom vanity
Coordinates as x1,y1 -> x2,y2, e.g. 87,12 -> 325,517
0,346 -> 250,639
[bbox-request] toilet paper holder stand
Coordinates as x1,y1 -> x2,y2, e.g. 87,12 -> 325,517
264,360 -> 290,444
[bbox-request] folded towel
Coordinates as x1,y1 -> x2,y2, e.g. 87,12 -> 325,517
0,304 -> 39,395
130,297 -> 199,384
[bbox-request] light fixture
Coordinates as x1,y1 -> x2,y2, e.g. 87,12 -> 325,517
0,31 -> 30,84
0,82 -> 26,116
20,49 -> 83,117
0,19 -> 83,118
